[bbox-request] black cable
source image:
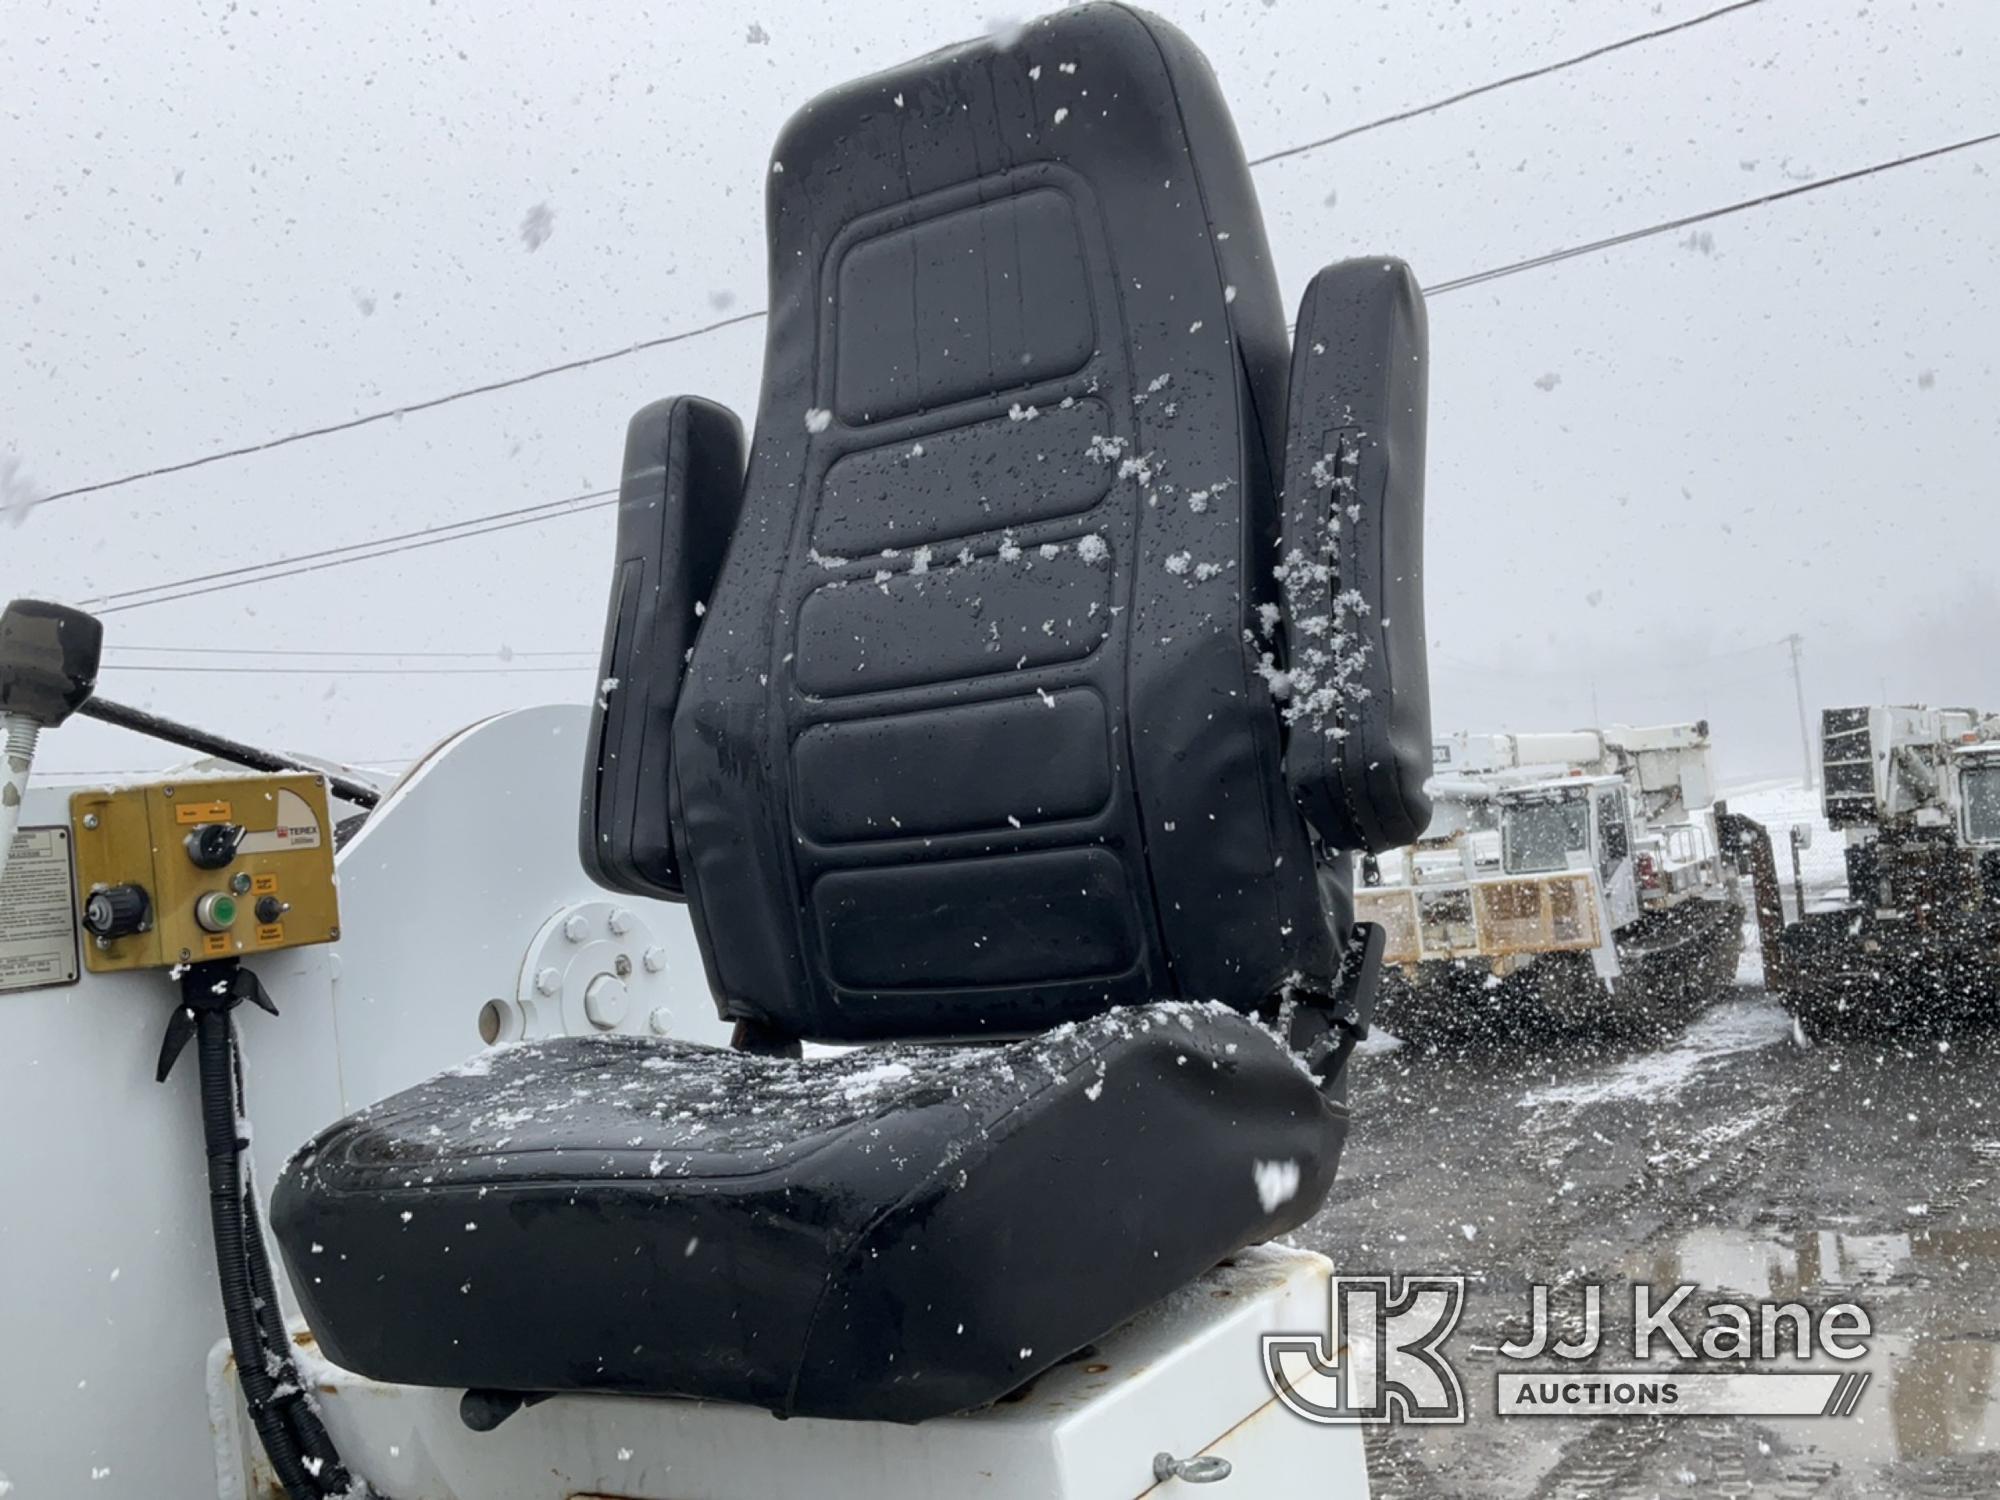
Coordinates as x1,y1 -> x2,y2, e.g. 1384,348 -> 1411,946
48,127 -> 2000,625
24,313 -> 765,513
236,1123 -> 352,1488
193,1000 -> 324,1500
1246,0 -> 1766,168
169,963 -> 382,1499
75,488 -> 615,610
102,662 -> 590,677
78,696 -> 384,807
108,643 -> 593,659
93,495 -> 618,616
17,4 -> 1773,517
1425,129 -> 2000,296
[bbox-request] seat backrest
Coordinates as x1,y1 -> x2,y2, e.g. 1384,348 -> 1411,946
665,4 -> 1339,1042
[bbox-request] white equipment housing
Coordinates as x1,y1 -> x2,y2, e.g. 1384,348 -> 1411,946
1822,703 -> 2000,845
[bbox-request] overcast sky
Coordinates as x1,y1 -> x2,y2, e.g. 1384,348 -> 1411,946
4,0 -> 1996,785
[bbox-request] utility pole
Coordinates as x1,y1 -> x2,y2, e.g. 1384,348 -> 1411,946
1785,633 -> 1815,790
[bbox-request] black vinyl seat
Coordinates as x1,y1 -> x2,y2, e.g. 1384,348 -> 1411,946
277,1006 -> 1337,1422
275,1 -> 1433,1424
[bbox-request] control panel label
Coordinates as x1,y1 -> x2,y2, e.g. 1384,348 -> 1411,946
238,789 -> 323,855
174,800 -> 234,825
0,827 -> 82,995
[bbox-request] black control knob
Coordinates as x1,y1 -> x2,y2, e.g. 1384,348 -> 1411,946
184,823 -> 245,871
83,884 -> 152,940
254,895 -> 288,925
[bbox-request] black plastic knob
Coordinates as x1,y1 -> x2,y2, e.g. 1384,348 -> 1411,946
0,599 -> 102,728
254,895 -> 286,925
83,884 -> 152,940
184,823 -> 244,871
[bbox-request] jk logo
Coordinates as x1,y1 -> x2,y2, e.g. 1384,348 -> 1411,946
1262,1275 -> 1468,1424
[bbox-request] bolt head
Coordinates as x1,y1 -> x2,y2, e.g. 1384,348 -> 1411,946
584,974 -> 629,1030
562,913 -> 589,943
82,813 -> 99,830
642,945 -> 668,974
647,1006 -> 673,1036
608,907 -> 634,936
534,966 -> 562,996
614,953 -> 633,978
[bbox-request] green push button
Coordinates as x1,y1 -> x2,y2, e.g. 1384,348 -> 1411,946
195,892 -> 240,933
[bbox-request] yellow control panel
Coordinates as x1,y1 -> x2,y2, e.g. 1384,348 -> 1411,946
68,773 -> 341,973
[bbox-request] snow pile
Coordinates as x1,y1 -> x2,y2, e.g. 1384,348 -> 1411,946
1518,998 -> 1793,1114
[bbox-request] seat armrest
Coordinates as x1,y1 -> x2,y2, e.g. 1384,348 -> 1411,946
1276,259 -> 1433,853
580,396 -> 745,898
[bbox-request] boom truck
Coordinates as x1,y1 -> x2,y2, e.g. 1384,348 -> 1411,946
1356,722 -> 1746,1036
1742,706 -> 2000,1021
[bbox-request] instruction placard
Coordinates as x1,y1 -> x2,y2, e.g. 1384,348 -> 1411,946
0,826 -> 81,994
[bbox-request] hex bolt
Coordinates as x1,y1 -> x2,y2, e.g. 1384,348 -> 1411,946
647,1006 -> 673,1036
608,908 -> 634,936
642,946 -> 668,974
562,913 -> 590,943
534,966 -> 562,997
584,975 -> 629,1030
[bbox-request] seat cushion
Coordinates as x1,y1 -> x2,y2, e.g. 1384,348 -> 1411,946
272,1003 -> 1345,1422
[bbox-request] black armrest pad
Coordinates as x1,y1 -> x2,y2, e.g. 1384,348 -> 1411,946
1277,259 -> 1433,853
580,396 -> 746,898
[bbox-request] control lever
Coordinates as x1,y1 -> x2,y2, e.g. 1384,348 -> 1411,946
0,599 -> 104,886
0,597 -> 382,828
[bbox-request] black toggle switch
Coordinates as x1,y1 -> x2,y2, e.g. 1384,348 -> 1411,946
254,895 -> 288,925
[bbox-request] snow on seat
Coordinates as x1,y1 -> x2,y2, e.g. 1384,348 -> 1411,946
273,1004 -> 1339,1422
275,0 -> 1431,1426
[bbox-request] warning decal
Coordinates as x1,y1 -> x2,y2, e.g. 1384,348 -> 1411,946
0,826 -> 82,995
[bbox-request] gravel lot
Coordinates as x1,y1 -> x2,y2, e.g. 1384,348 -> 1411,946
1294,786 -> 2000,1499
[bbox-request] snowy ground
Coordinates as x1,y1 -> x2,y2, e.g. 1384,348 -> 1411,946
1300,781 -> 2000,1499
1724,779 -> 1853,920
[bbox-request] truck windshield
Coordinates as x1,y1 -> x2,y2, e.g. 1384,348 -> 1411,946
1965,762 -> 2000,844
1501,797 -> 1590,874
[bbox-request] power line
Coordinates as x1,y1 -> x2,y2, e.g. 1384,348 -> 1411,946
68,126 -> 2000,621
93,493 -> 617,615
25,311 -> 766,513
76,487 -> 614,609
105,643 -> 595,659
39,761 -> 416,778
19,5 -> 1769,516
99,662 -> 592,677
1245,0 -> 1765,169
1425,129 -> 2000,296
